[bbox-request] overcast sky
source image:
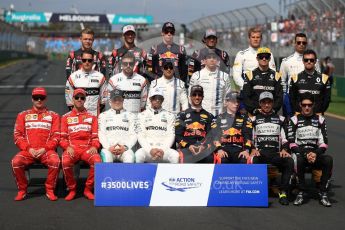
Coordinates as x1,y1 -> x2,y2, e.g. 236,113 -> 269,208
1,0 -> 281,23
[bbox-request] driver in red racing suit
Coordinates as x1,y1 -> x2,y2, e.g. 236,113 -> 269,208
61,88 -> 101,201
12,87 -> 60,201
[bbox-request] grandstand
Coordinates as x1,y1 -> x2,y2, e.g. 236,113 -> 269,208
188,1 -> 344,59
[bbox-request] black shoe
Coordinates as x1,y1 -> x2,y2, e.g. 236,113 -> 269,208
293,192 -> 304,206
279,192 -> 289,205
319,192 -> 332,207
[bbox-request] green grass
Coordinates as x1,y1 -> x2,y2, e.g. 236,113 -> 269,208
328,94 -> 345,117
0,59 -> 23,67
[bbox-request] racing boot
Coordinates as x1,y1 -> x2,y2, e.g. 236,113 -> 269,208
65,190 -> 76,201
46,189 -> 58,201
319,192 -> 332,207
278,191 -> 289,205
14,190 -> 27,201
84,187 -> 95,200
293,192 -> 304,206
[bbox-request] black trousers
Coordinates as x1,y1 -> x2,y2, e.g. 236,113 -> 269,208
252,151 -> 294,192
295,154 -> 333,192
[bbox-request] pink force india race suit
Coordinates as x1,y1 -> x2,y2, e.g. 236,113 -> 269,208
60,108 -> 101,191
65,69 -> 107,117
98,109 -> 137,163
233,46 -> 276,89
135,107 -> 179,163
107,72 -> 148,113
12,107 -> 60,193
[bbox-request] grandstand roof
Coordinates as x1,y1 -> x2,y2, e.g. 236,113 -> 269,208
188,3 -> 279,32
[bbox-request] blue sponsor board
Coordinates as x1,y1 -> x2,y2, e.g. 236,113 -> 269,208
95,163 -> 157,206
112,15 -> 153,24
95,164 -> 268,207
207,164 -> 268,207
5,11 -> 49,23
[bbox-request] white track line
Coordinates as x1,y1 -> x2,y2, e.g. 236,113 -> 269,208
0,85 -> 65,88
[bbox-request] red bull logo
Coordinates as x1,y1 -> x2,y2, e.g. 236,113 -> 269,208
186,122 -> 205,130
222,128 -> 242,136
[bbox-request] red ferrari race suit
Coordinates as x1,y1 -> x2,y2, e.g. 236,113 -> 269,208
12,107 -> 61,192
60,108 -> 101,191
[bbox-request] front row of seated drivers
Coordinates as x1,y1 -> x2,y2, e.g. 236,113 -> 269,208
12,87 -> 333,207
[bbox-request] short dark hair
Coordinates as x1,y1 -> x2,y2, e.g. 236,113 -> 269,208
81,50 -> 93,57
303,49 -> 317,60
299,92 -> 314,104
294,33 -> 307,42
122,52 -> 135,61
81,28 -> 94,36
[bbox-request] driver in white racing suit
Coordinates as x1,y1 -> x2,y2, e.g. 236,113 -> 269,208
135,87 -> 179,163
98,89 -> 137,163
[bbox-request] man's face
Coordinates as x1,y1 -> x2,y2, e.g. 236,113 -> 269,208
257,53 -> 271,69
150,96 -> 164,110
205,36 -> 217,48
73,93 -> 86,109
190,92 -> 203,107
226,99 -> 239,113
205,55 -> 218,70
249,32 -> 261,48
110,97 -> 124,110
122,57 -> 135,76
303,53 -> 316,71
162,63 -> 174,79
81,53 -> 94,72
162,29 -> 174,44
32,95 -> 47,109
80,33 -> 94,50
300,99 -> 314,116
259,98 -> 273,113
295,36 -> 307,54
123,31 -> 136,45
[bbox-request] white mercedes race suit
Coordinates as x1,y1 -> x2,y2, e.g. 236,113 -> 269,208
188,68 -> 231,116
280,51 -> 321,93
98,109 -> 137,163
135,108 -> 179,163
65,69 -> 107,116
146,76 -> 188,115
108,72 -> 148,113
233,46 -> 276,89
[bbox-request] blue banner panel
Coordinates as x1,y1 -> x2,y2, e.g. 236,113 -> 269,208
112,15 -> 153,24
95,163 -> 157,206
5,11 -> 49,23
207,164 -> 268,207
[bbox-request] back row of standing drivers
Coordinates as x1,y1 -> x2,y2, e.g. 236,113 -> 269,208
64,23 -> 330,118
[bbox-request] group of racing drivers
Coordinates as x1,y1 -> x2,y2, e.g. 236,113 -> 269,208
11,22 -> 333,207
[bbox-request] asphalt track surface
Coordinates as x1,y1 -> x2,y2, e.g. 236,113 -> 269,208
0,59 -> 344,230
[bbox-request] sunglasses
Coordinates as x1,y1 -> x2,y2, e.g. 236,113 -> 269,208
164,30 -> 175,35
303,58 -> 315,63
163,65 -> 174,70
257,54 -> 271,60
301,103 -> 313,108
192,93 -> 203,97
122,61 -> 135,66
32,96 -> 46,101
74,96 -> 86,101
296,41 -> 307,45
81,58 -> 93,63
